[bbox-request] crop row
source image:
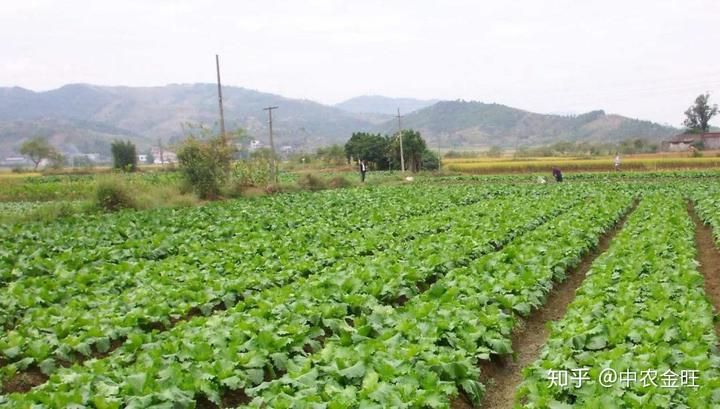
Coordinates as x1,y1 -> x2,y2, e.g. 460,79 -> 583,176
0,184 -> 485,284
0,183 -> 506,328
0,185 -> 526,373
517,193 -> 720,408
244,190 -> 633,407
691,183 -> 720,246
0,185 -> 581,407
0,184 -> 521,370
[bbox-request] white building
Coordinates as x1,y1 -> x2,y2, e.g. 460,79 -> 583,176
249,140 -> 263,152
151,147 -> 178,164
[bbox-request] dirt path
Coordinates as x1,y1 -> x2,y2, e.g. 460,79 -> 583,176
453,203 -> 636,409
688,203 -> 720,339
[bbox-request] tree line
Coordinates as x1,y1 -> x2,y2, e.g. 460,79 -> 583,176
343,130 -> 439,171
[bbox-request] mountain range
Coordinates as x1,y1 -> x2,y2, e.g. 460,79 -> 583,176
0,83 -> 678,157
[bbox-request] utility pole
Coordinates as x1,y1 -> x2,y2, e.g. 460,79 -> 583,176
215,54 -> 227,144
158,138 -> 164,166
396,107 -> 405,172
263,106 -> 279,182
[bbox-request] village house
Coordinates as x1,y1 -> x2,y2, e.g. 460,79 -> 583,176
664,132 -> 720,151
150,147 -> 178,164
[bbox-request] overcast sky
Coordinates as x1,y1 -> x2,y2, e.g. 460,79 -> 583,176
2,0 -> 720,125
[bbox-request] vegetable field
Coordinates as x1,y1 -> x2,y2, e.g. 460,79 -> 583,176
1,174 -> 720,408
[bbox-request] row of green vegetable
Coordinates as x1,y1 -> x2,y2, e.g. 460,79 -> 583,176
0,184 -> 581,407
517,192 -> 720,408
1,184 -> 483,284
0,183 -> 505,329
0,184 -> 523,371
243,189 -> 633,407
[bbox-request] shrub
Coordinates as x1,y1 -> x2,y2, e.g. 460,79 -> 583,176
177,135 -> 234,199
111,140 -> 138,172
297,174 -> 326,191
328,175 -> 353,189
231,154 -> 273,187
95,176 -> 136,211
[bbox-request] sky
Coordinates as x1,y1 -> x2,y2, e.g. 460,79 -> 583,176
2,0 -> 720,126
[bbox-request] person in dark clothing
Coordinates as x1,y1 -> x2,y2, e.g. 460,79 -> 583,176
552,167 -> 563,182
359,159 -> 368,182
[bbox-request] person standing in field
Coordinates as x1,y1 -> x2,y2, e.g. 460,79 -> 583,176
552,167 -> 563,182
614,154 -> 621,171
359,159 -> 368,182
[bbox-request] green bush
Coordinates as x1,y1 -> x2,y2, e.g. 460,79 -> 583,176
95,177 -> 136,211
297,174 -> 326,191
177,136 -> 234,199
328,175 -> 353,189
111,140 -> 138,172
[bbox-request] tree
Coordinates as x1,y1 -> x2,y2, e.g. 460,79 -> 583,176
486,146 -> 503,157
177,131 -> 235,199
344,132 -> 390,169
684,93 -> 718,133
20,137 -> 55,170
145,151 -> 155,164
316,144 -> 346,165
111,140 -> 138,172
387,129 -> 427,172
48,151 -> 66,170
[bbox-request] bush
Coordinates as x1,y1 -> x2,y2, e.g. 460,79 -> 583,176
328,175 -> 353,188
111,140 -> 138,172
297,174 -> 326,191
177,135 -> 234,199
231,154 -> 273,187
95,176 -> 136,211
421,149 -> 440,170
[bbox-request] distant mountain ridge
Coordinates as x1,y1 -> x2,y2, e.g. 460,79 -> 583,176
377,100 -> 678,148
0,84 -> 678,157
335,95 -> 438,115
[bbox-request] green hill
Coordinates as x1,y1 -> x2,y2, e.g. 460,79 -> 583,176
0,85 -> 678,157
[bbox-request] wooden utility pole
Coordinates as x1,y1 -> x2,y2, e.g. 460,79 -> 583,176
396,108 -> 405,172
215,54 -> 227,144
263,105 -> 279,182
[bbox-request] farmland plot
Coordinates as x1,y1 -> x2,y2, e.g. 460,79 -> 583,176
1,177 -> 719,409
517,193 -> 720,408
0,183 -> 589,407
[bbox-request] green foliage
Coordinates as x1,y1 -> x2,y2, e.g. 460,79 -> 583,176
344,132 -> 390,169
517,193 -> 720,407
19,137 -> 56,169
315,144 -> 346,165
46,151 -> 66,170
421,149 -> 440,170
231,154 -> 273,188
328,175 -> 354,188
177,131 -> 235,199
297,173 -> 327,191
5,180 -> 720,408
684,92 -> 718,132
110,140 -> 138,172
486,145 -> 503,157
514,139 -> 659,158
94,176 -> 136,211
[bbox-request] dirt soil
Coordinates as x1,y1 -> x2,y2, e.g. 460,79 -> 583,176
1,365 -> 49,394
689,204 -> 720,339
453,203 -> 636,409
